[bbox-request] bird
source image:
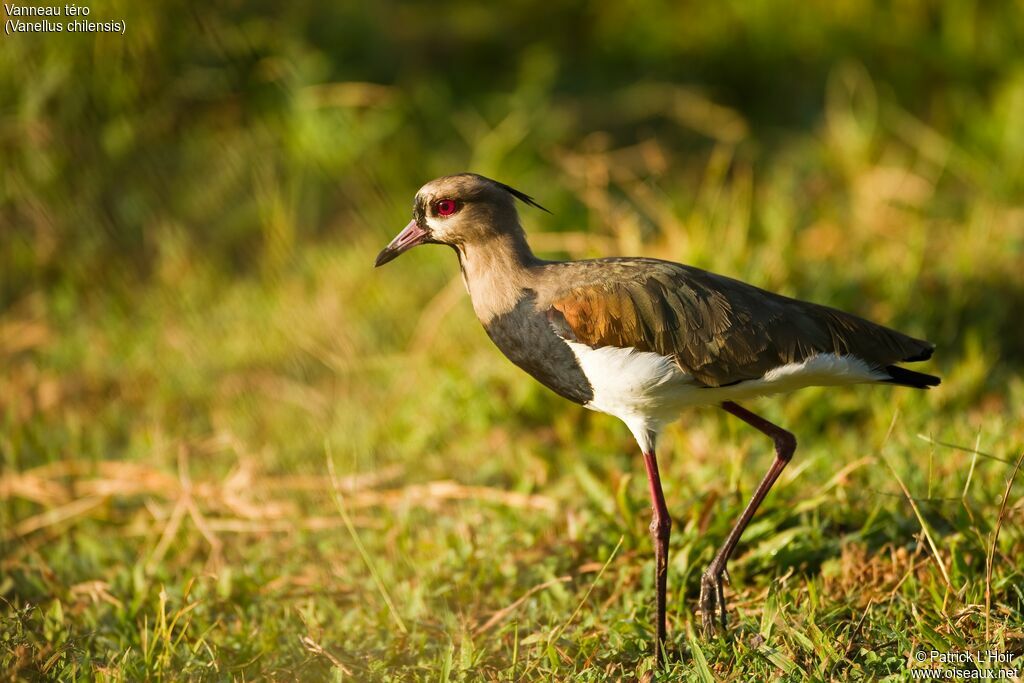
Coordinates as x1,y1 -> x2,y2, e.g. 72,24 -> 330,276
374,173 -> 939,662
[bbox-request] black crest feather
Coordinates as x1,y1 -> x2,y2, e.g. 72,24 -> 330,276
491,178 -> 552,214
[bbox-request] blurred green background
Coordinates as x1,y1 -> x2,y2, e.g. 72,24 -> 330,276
2,1 -> 1023,680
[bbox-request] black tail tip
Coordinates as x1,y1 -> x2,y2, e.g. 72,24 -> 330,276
884,365 -> 941,389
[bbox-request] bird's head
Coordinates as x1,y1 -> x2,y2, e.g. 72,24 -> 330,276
374,173 -> 549,267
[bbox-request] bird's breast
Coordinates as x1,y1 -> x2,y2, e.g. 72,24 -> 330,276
482,293 -> 594,405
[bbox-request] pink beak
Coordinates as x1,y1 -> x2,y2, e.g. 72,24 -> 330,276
374,219 -> 431,267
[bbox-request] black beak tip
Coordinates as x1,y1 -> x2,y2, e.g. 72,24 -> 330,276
374,250 -> 394,268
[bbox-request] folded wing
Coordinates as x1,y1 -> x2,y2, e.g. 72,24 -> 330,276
544,258 -> 936,388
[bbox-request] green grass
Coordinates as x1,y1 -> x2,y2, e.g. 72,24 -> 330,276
3,1 -> 1024,680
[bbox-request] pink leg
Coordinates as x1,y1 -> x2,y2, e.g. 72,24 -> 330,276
700,401 -> 797,635
642,447 -> 672,661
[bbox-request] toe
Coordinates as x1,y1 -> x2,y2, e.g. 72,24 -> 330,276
698,574 -> 719,636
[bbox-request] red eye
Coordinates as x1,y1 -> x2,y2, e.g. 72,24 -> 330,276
435,199 -> 458,216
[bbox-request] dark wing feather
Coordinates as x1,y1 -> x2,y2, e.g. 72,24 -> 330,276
545,258 -> 935,387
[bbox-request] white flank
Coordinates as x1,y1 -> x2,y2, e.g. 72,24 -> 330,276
563,340 -> 888,448
563,342 -> 678,449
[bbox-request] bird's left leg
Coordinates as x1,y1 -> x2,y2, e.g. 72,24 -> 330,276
641,445 -> 672,663
700,401 -> 797,636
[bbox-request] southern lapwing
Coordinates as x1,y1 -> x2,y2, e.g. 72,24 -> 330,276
375,173 -> 939,659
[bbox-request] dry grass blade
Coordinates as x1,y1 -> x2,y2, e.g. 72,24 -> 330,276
986,449 -> 1024,641
962,432 -> 982,500
326,444 -> 408,635
882,457 -> 953,592
916,434 -> 1013,465
265,465 -> 405,493
816,455 -> 875,496
546,535 -> 623,652
0,472 -> 69,506
7,496 -> 106,539
355,480 -> 556,513
201,516 -> 382,534
475,575 -> 572,636
3,454 -> 549,552
178,446 -> 223,567
147,499 -> 188,574
299,635 -> 355,675
262,480 -> 556,514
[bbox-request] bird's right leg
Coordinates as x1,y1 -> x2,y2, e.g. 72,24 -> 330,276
700,401 -> 797,636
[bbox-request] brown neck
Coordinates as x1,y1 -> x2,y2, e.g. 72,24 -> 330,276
457,231 -> 540,323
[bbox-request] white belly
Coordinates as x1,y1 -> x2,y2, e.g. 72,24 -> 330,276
563,340 -> 886,446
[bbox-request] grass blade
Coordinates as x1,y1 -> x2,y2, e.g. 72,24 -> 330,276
326,442 -> 408,635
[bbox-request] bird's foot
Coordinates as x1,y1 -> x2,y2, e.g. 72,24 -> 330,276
698,564 -> 729,637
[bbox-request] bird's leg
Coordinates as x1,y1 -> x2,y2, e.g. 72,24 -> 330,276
700,401 -> 797,636
641,448 -> 672,663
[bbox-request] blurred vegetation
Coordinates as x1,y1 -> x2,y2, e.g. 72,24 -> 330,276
2,0 -> 1023,680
